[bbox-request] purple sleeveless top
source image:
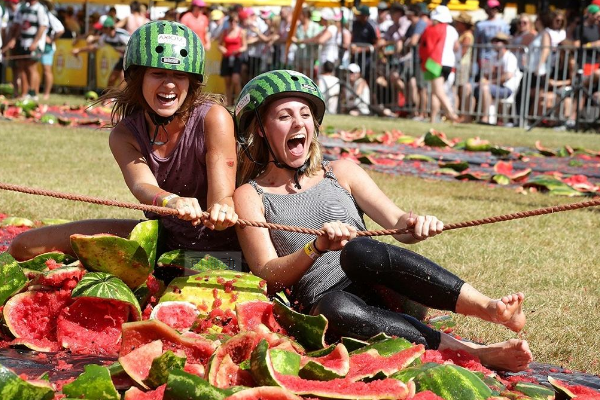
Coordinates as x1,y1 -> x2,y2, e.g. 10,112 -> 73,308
123,103 -> 239,251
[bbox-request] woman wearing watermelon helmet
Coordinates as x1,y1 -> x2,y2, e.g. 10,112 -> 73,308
9,21 -> 239,260
233,70 -> 532,372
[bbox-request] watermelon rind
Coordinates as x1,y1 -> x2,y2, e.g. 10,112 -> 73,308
0,253 -> 27,306
0,364 -> 54,400
39,218 -> 71,226
16,252 -> 75,271
350,337 -> 412,356
70,233 -> 152,288
143,350 -> 187,389
513,382 -> 554,399
157,250 -> 230,272
346,345 -> 425,382
413,364 -> 492,400
341,337 -> 370,352
299,343 -> 350,381
119,340 -> 164,389
0,217 -> 34,227
159,271 -> 268,312
128,220 -> 159,268
548,376 -> 577,400
250,340 -> 410,399
71,272 -> 141,320
272,298 -> 328,351
390,362 -> 440,383
61,364 -> 120,400
223,386 -> 303,400
164,369 -> 229,400
250,339 -> 296,387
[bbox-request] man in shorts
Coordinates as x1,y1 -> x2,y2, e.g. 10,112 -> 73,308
6,0 -> 48,98
41,1 -> 64,100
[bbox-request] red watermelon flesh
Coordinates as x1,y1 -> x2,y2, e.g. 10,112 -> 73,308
411,390 -> 445,399
119,340 -> 164,389
236,301 -> 286,334
346,345 -> 425,381
150,301 -> 199,331
550,378 -> 600,396
120,320 -> 216,364
183,362 -> 205,377
300,343 -> 349,376
32,267 -> 85,289
213,353 -> 255,388
56,297 -> 130,356
3,290 -> 72,347
123,384 -> 166,400
208,331 -> 260,387
274,373 -> 409,399
224,387 -> 303,400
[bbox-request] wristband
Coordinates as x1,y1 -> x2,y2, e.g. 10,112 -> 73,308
161,194 -> 179,207
312,239 -> 328,254
152,190 -> 168,206
304,240 -> 322,261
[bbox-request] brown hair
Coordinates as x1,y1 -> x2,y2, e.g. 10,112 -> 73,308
98,65 -> 225,127
237,100 -> 323,186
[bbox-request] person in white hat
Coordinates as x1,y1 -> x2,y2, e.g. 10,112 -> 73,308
346,63 -> 371,116
296,7 -> 342,67
419,5 -> 460,123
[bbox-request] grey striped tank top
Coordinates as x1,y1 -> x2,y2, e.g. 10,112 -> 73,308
249,162 -> 368,310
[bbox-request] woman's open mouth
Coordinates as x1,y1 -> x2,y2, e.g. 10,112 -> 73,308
157,93 -> 177,107
287,133 -> 306,157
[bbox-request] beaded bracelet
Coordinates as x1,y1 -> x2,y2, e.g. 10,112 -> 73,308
152,190 -> 168,206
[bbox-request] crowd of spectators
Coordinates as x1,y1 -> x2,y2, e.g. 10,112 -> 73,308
1,0 -> 599,129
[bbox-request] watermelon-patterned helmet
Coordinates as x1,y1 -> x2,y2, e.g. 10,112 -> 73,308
123,21 -> 205,81
234,70 -> 326,142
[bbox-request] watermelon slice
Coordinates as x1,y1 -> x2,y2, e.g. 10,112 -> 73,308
3,290 -> 72,352
56,297 -> 131,356
236,300 -> 286,334
345,345 -> 425,381
150,301 -> 200,331
123,384 -> 167,400
119,340 -> 164,389
299,343 -> 350,380
223,387 -> 303,400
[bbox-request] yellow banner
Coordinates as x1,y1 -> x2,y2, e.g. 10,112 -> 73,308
204,39 -> 225,95
54,39 -> 88,87
95,45 -> 123,90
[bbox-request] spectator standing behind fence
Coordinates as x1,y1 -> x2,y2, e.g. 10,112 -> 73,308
219,12 -> 246,106
297,8 -> 340,68
345,62 -> 370,116
318,61 -> 340,114
526,12 -> 552,116
1,0 -> 20,95
293,8 -> 321,77
180,0 -> 211,51
573,5 -> 600,79
41,0 -> 64,100
242,8 -> 270,83
547,10 -> 566,47
454,12 -> 474,120
72,17 -> 130,90
474,33 -> 521,124
6,0 -> 48,99
419,5 -> 460,124
274,6 -> 294,69
474,0 -> 510,76
209,9 -> 225,40
116,1 -> 149,35
351,5 -> 379,83
380,3 -> 406,100
403,4 -> 430,121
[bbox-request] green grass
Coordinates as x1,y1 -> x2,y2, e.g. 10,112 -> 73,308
1,104 -> 600,374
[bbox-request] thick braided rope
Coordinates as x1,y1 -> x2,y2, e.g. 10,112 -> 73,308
1,182 -> 599,237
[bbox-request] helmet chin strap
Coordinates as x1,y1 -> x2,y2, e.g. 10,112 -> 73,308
148,112 -> 176,146
255,109 -> 309,190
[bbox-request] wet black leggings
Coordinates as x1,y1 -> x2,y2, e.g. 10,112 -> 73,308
311,237 -> 465,349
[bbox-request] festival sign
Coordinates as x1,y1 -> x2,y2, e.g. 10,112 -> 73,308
54,39 -> 88,87
95,45 -> 122,90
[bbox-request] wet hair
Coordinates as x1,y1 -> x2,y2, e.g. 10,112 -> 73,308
237,96 -> 323,186
99,65 -> 225,128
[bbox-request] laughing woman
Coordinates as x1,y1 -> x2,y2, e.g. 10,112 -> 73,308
9,21 -> 239,260
232,70 -> 533,372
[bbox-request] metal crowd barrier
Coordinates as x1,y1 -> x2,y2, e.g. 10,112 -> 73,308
247,41 -> 600,130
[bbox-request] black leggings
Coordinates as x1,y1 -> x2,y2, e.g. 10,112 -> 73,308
311,238 -> 465,349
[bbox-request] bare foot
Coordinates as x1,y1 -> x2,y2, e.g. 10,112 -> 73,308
486,293 -> 526,332
439,334 -> 533,372
473,339 -> 533,372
